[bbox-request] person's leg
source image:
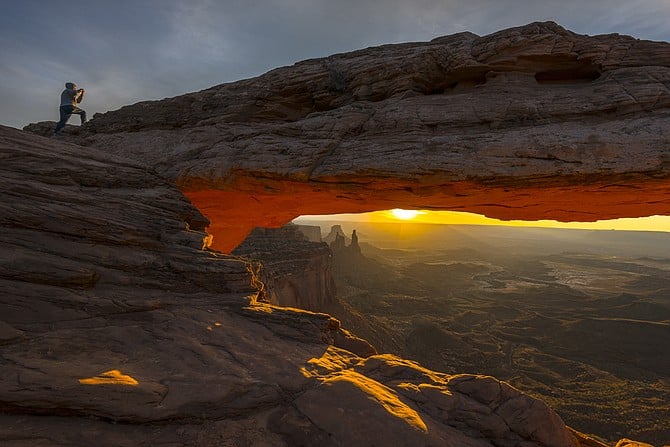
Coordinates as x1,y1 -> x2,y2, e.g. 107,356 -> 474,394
54,105 -> 73,134
72,106 -> 87,124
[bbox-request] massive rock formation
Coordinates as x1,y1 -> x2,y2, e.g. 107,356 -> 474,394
324,224 -> 348,246
233,224 -> 338,311
1,125 -> 599,446
11,21 -> 670,445
294,223 -> 323,243
26,21 -> 669,252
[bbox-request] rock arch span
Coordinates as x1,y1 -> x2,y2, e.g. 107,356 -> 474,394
13,21 -> 670,446
184,175 -> 670,252
59,21 -> 670,251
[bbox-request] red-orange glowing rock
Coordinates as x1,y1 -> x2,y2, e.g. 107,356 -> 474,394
46,22 -> 670,253
12,21 -> 670,446
185,177 -> 670,252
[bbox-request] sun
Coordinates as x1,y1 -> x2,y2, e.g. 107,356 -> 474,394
390,209 -> 423,220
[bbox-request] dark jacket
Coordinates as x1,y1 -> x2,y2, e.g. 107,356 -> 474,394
60,85 -> 84,107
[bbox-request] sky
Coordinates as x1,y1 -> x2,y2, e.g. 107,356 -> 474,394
295,210 -> 670,232
2,1 -> 669,232
1,0 -> 670,129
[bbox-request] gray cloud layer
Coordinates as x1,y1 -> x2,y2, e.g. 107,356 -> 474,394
1,0 -> 669,128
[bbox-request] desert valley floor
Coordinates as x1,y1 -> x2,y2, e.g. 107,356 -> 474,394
304,222 -> 670,445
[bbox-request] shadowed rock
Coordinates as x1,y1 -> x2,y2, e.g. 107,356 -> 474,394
24,21 -> 670,251
233,225 -> 338,312
1,125 -> 597,445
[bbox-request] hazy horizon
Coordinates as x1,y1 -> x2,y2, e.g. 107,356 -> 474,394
295,215 -> 670,258
294,209 -> 670,234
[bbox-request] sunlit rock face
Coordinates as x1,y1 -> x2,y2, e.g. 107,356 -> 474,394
56,21 -> 670,252
233,225 -> 338,311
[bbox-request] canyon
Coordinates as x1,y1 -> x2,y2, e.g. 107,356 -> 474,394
6,21 -> 670,446
232,220 -> 669,444
321,222 -> 670,445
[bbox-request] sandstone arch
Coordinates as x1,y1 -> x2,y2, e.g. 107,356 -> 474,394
63,22 -> 670,252
11,21 -> 670,446
184,175 -> 670,253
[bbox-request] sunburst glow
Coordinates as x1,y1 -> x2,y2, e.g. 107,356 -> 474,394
390,209 -> 424,220
295,210 -> 670,232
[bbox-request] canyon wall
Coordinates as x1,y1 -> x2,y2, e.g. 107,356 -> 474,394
233,225 -> 337,311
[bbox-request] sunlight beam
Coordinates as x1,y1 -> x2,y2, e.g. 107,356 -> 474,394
79,369 -> 139,386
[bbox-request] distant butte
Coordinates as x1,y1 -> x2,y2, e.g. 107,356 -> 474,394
32,20 -> 669,252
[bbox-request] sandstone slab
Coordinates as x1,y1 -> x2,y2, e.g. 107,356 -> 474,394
1,125 -> 593,445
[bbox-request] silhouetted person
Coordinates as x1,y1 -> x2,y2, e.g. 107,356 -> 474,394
53,82 -> 86,136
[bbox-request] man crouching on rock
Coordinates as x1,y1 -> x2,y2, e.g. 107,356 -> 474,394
53,82 -> 86,136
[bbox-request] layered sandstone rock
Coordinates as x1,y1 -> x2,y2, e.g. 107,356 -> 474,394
233,224 -> 338,312
1,124 -> 591,446
614,440 -> 655,447
295,224 -> 323,243
28,21 -> 670,252
12,20 -> 670,445
324,224 -> 348,246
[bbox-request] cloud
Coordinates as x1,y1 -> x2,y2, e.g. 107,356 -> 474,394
1,0 -> 669,128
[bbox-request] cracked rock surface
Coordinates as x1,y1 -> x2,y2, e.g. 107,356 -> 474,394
1,126 -> 598,446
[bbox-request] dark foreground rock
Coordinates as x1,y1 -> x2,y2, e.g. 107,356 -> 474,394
0,125 -> 603,446
233,225 -> 338,312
